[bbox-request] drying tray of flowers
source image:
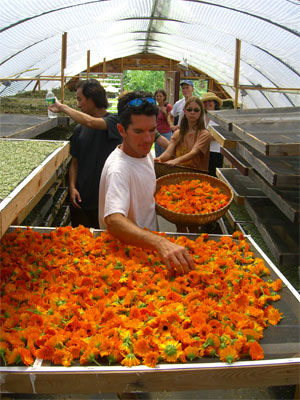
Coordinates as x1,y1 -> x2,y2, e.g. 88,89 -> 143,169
155,173 -> 234,226
0,226 -> 299,395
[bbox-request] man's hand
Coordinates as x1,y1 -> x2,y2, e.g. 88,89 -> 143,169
69,187 -> 82,208
155,237 -> 194,275
48,98 -> 62,113
105,213 -> 194,275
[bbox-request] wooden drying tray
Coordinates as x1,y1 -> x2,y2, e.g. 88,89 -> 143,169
1,227 -> 299,395
0,140 -> 70,237
232,121 -> 300,157
207,107 -> 300,132
0,113 -> 58,139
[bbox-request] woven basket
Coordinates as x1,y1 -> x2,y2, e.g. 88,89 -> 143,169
155,172 -> 233,226
154,162 -> 207,179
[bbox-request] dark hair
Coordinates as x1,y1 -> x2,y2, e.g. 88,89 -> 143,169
214,100 -> 221,111
154,89 -> 167,102
76,79 -> 108,109
177,96 -> 206,147
117,91 -> 158,130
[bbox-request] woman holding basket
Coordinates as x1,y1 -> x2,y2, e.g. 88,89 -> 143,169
155,96 -> 212,172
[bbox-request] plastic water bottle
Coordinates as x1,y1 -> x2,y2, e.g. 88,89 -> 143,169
46,89 -> 57,118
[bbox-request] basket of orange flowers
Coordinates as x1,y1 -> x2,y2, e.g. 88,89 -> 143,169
155,172 -> 233,226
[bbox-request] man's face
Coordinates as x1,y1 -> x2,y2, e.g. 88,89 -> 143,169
118,114 -> 157,158
76,88 -> 94,115
181,84 -> 193,99
203,100 -> 216,111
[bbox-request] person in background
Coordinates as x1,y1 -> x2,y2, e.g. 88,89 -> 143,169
99,91 -> 194,275
201,92 -> 224,176
67,79 -> 121,228
154,89 -> 173,157
167,80 -> 194,132
155,96 -> 212,172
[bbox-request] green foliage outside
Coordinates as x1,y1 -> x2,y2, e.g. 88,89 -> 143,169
123,70 -> 165,93
123,70 -> 208,101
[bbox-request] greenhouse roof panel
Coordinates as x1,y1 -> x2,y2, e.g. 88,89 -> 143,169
0,0 -> 299,108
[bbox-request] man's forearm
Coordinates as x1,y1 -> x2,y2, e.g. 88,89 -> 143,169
105,213 -> 159,251
57,103 -> 107,130
105,213 -> 194,275
68,158 -> 78,189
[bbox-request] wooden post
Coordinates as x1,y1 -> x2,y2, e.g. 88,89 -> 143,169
121,57 -> 124,73
233,38 -> 241,109
61,32 -> 67,103
87,50 -> 90,80
103,57 -> 106,81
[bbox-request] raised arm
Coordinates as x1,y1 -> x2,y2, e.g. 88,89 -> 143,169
49,98 -> 108,130
105,213 -> 194,275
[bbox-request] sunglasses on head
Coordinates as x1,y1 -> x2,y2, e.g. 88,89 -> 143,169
128,97 -> 156,107
186,107 -> 201,113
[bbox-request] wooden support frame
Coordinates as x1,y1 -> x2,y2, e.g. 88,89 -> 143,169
87,50 -> 90,80
61,32 -> 67,103
234,39 -> 241,109
0,141 -> 70,238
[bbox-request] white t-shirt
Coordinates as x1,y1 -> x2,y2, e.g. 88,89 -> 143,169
99,146 -> 158,231
206,118 -> 221,153
170,98 -> 186,125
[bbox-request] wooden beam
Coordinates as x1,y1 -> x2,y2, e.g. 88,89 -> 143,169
87,50 -> 90,80
234,38 -> 241,109
103,57 -> 106,80
61,32 -> 67,104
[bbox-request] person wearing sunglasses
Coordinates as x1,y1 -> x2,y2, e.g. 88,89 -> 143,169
155,96 -> 212,172
98,91 -> 194,275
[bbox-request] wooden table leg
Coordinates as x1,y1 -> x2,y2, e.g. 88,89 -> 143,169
176,224 -> 188,233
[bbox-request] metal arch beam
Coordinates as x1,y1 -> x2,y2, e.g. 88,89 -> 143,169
183,0 -> 300,37
0,1 -> 110,33
143,0 -> 160,53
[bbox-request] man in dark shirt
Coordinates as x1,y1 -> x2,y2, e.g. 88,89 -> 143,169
65,79 -> 121,228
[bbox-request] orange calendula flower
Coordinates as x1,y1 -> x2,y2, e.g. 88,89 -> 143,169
143,351 -> 159,368
121,353 -> 140,367
248,341 -> 264,360
184,346 -> 200,361
159,340 -> 183,363
219,345 -> 239,364
265,306 -> 283,325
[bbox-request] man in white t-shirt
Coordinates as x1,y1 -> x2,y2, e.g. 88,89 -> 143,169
167,80 -> 194,132
99,91 -> 194,275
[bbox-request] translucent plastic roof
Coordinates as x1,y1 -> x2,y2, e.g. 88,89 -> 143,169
1,0 -> 300,108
